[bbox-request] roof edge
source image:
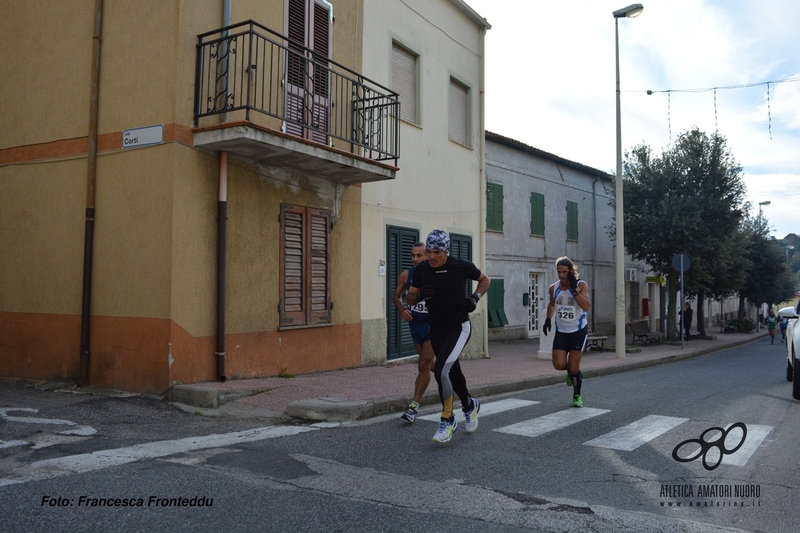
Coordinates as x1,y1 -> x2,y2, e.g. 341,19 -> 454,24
449,0 -> 492,29
485,130 -> 614,180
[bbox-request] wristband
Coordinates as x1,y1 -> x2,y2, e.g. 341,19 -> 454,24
471,292 -> 483,301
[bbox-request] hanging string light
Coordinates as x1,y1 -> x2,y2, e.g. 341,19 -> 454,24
714,88 -> 718,134
643,74 -> 800,141
767,82 -> 772,140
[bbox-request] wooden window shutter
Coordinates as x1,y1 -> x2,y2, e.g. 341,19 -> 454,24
308,208 -> 331,324
486,182 -> 503,232
281,203 -> 306,325
280,204 -> 331,326
530,192 -> 545,236
448,79 -> 468,145
567,201 -> 579,241
391,44 -> 416,123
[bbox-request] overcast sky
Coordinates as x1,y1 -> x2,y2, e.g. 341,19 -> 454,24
465,0 -> 799,240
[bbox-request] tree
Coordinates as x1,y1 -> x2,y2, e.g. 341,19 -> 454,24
613,129 -> 747,340
739,216 -> 797,317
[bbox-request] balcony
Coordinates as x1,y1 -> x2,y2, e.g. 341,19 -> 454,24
193,21 -> 399,184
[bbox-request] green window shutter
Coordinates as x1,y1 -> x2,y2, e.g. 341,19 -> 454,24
386,226 -> 420,360
487,279 -> 508,328
566,201 -> 578,241
450,233 -> 473,297
530,192 -> 545,236
486,182 -> 504,232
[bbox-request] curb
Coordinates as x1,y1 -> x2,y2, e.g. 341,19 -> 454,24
286,335 -> 763,422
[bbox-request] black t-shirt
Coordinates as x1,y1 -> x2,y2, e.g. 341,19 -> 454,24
411,256 -> 482,330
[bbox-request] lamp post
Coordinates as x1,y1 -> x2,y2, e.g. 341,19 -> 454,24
613,3 -> 643,359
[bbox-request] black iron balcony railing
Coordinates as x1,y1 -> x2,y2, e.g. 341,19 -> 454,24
195,20 -> 399,164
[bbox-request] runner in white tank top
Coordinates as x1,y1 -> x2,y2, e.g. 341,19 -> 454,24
543,256 -> 591,407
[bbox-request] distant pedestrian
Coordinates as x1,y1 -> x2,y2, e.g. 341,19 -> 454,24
766,309 -> 778,344
407,229 -> 490,443
680,303 -> 693,341
779,315 -> 788,343
393,242 -> 434,423
543,257 -> 591,408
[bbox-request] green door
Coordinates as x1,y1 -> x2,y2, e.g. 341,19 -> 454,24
386,226 -> 419,360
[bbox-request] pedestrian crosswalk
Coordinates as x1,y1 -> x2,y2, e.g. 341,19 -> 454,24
419,398 -> 772,467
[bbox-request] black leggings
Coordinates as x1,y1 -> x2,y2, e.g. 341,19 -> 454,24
431,320 -> 472,412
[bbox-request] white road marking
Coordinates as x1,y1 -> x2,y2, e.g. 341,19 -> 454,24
0,425 -> 317,487
418,399 -> 539,422
583,415 -> 689,451
722,424 -> 772,466
0,407 -> 97,436
494,408 -> 610,438
0,440 -> 29,449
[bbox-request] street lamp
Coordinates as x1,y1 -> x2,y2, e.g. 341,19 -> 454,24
614,3 -> 643,359
758,200 -> 771,219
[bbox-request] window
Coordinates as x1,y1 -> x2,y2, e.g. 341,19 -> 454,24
285,0 -> 333,142
391,43 -> 418,124
280,203 -> 331,327
487,279 -> 509,328
566,200 -> 578,241
486,182 -> 503,232
448,78 -> 469,146
530,192 -> 545,236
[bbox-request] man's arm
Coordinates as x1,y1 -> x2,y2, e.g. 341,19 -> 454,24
574,280 -> 591,311
474,272 -> 490,298
546,284 -> 556,318
406,286 -> 422,306
393,271 -> 412,321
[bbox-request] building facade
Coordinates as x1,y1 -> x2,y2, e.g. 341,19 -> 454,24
483,132 -> 659,342
0,0 -> 401,392
359,0 -> 490,364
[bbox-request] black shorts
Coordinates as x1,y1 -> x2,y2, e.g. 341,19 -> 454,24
409,320 -> 430,345
553,327 -> 589,353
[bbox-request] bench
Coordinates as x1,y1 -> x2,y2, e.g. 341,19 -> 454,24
586,335 -> 609,351
628,322 -> 663,346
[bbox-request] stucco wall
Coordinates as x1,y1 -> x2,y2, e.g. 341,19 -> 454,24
359,0 -> 487,362
0,0 -> 366,392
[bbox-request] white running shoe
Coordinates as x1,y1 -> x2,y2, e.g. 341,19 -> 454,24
463,397 -> 480,433
432,416 -> 457,443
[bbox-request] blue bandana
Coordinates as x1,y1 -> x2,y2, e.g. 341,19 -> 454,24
426,229 -> 450,252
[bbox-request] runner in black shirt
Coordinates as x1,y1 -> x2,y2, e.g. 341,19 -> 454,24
407,229 -> 490,443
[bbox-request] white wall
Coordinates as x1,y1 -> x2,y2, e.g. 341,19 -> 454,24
359,0 -> 487,362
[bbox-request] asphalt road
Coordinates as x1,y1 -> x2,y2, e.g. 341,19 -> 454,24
1,336 -> 797,532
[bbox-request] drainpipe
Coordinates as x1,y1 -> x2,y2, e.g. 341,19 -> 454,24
79,0 -> 104,386
478,26 -> 488,357
216,151 -> 228,382
216,0 -> 232,382
591,176 -> 599,333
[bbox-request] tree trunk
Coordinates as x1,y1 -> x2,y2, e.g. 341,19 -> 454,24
667,273 -> 679,340
696,289 -> 706,336
738,295 -> 746,320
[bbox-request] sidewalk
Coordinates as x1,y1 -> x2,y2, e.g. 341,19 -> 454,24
168,331 -> 763,422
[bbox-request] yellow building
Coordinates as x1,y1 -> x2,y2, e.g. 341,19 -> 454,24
0,0 -> 401,393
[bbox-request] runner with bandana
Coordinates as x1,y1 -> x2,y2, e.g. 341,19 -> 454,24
407,229 -> 491,443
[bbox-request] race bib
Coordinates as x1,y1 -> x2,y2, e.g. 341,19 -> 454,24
557,305 -> 576,321
410,301 -> 428,314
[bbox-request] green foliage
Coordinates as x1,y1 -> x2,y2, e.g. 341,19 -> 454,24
612,128 -> 749,339
725,318 -> 755,332
278,367 -> 295,378
738,217 -> 796,307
